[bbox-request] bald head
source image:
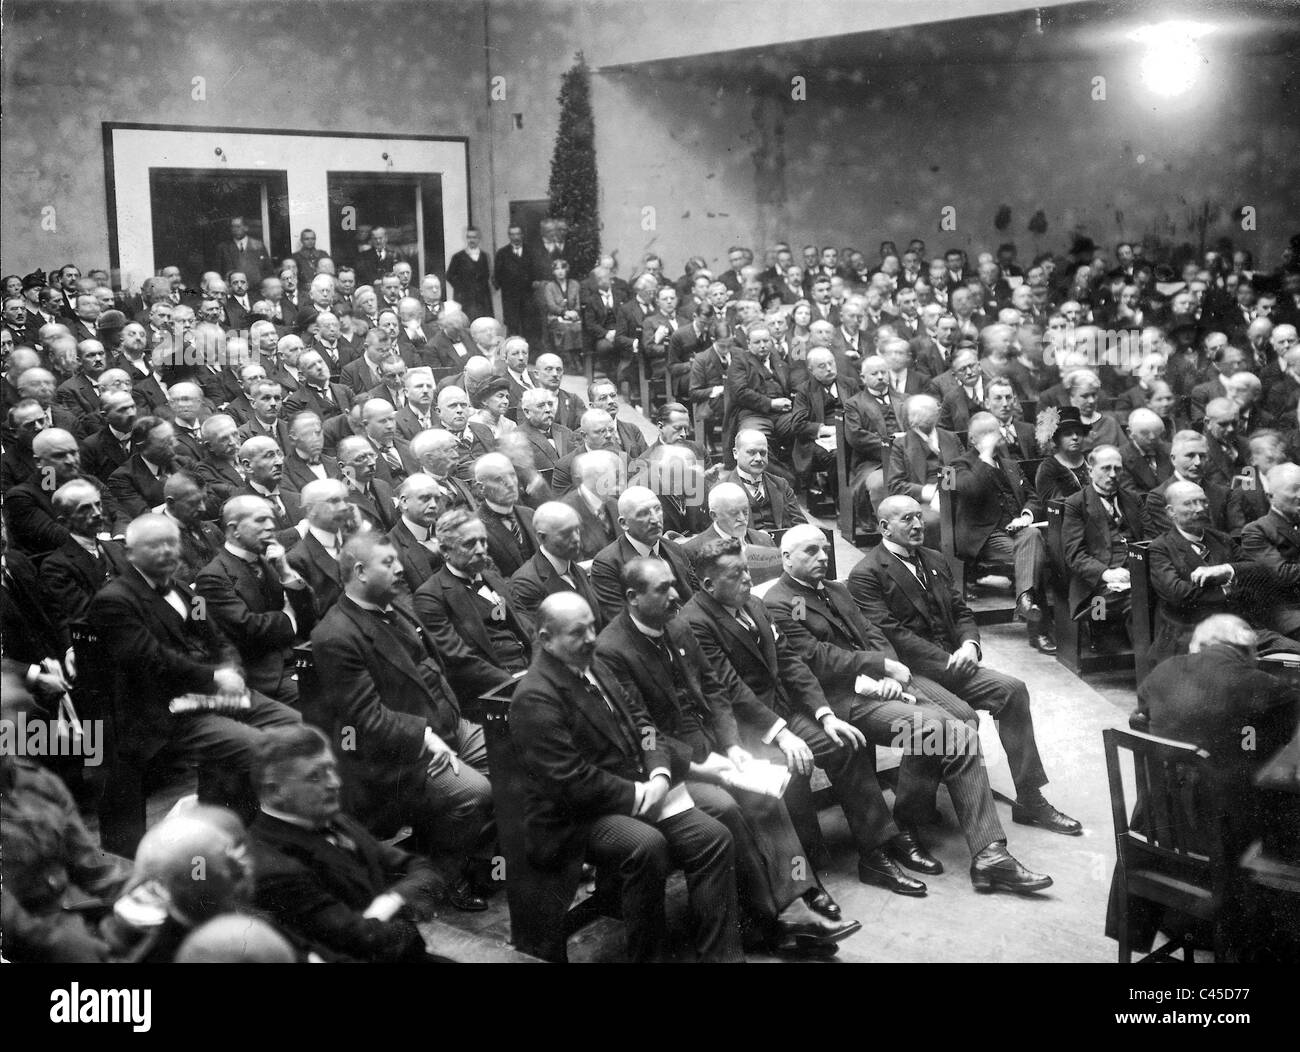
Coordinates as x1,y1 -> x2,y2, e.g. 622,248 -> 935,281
175,914 -> 296,964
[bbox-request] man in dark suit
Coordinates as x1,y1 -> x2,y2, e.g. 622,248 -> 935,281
843,355 -> 909,521
55,338 -> 108,420
282,411 -> 338,493
580,265 -> 627,378
192,414 -> 244,513
386,474 -> 445,593
4,429 -> 119,558
586,379 -> 651,462
215,217 -> 271,288
31,480 -> 127,633
1143,431 -> 1231,538
433,384 -> 494,483
724,325 -> 794,460
559,450 -> 623,561
597,556 -> 859,954
951,414 -> 1050,640
1147,480 -> 1300,666
249,726 -> 450,963
107,416 -> 188,533
233,436 -> 303,540
1061,445 -> 1145,627
508,500 -> 604,628
885,394 -> 963,546
335,435 -> 396,533
682,536 -> 905,904
763,525 -> 1054,895
689,337 -> 732,435
413,507 -> 534,706
157,472 -> 223,586
515,387 -> 576,475
791,347 -> 857,483
1201,396 -> 1248,487
353,227 -> 405,288
718,430 -> 802,534
1239,461 -> 1300,640
679,482 -> 776,567
850,496 -> 1080,836
282,351 -> 351,423
494,224 -> 533,337
1118,408 -> 1174,495
550,408 -> 629,494
590,487 -> 697,625
194,495 -> 317,705
78,390 -> 137,484
471,451 -> 537,577
87,513 -> 302,854
286,478 -> 357,618
236,380 -> 293,451
309,531 -> 491,910
509,591 -> 743,962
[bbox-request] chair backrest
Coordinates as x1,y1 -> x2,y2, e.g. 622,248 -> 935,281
1045,498 -> 1067,575
504,406 -> 520,423
292,641 -> 328,732
1126,541 -> 1155,681
1017,458 -> 1044,488
834,414 -> 853,539
1019,398 -> 1038,424
1102,727 -> 1225,875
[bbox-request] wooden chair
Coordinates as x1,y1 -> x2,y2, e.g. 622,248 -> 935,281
1103,727 -> 1232,962
1044,499 -> 1136,676
292,641 -> 329,733
1019,398 -> 1038,424
1126,542 -> 1156,683
831,415 -> 882,547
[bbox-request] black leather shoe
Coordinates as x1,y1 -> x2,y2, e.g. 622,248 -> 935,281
776,913 -> 862,944
1030,633 -> 1057,654
803,886 -> 842,920
858,849 -> 927,896
970,843 -> 1053,894
888,831 -> 944,875
1013,796 -> 1083,836
765,932 -> 841,959
1015,593 -> 1042,622
449,879 -> 488,912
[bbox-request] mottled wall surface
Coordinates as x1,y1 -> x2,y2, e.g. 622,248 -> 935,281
590,50 -> 1299,273
1,0 -> 491,278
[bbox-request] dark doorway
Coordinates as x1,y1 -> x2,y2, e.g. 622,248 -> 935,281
326,172 -> 445,281
149,169 -> 290,288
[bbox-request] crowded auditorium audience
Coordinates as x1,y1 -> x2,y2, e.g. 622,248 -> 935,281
4,211 -> 1300,965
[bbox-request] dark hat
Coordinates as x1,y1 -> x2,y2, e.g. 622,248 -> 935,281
1052,406 -> 1089,437
293,308 -> 320,334
21,271 -> 46,292
473,375 -> 510,407
96,309 -> 127,335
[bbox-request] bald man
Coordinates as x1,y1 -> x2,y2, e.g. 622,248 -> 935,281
791,347 -> 857,484
551,407 -> 627,494
195,495 -> 317,703
435,384 -> 494,482
235,435 -> 301,535
5,427 -> 120,557
38,478 -> 133,626
843,354 -> 909,526
508,500 -> 604,628
88,513 -> 302,853
1240,461 -> 1300,640
472,451 -> 536,576
386,473 -> 446,590
515,386 -> 576,474
679,481 -> 777,565
560,449 -> 624,560
1118,407 -> 1174,494
589,486 -> 697,624
718,429 -> 803,533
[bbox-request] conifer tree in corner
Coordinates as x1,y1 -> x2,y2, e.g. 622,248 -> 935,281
547,53 -> 600,277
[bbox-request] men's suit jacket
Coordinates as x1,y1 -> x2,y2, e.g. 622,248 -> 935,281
508,549 -> 603,629
107,455 -> 182,533
1189,375 -> 1227,423
346,478 -> 397,533
515,420 -> 575,474
589,533 -> 698,625
551,444 -> 629,495
723,349 -> 790,440
1,550 -> 70,668
680,590 -> 814,736
309,595 -> 460,829
366,436 -> 418,488
340,356 -> 384,396
287,532 -> 344,618
689,345 -> 730,420
283,381 -> 353,423
715,468 -> 803,532
216,238 -> 271,286
678,525 -> 775,566
194,455 -> 244,509
560,489 -> 621,561
87,570 -> 237,757
169,517 -> 224,587
1119,439 -> 1173,494
595,610 -> 739,758
411,564 -> 533,703
193,547 -> 316,699
1240,508 -> 1300,635
937,385 -> 983,433
39,535 -> 132,627
3,474 -> 119,558
1143,474 -> 1230,538
509,647 -> 689,873
613,297 -> 655,357
580,285 -> 625,347
386,518 -> 443,593
885,428 -> 963,502
791,374 -> 860,474
55,373 -> 101,420
950,448 -> 1037,560
477,502 -> 537,578
1060,484 -> 1144,617
493,244 -> 533,299
846,543 -> 979,680
843,387 -> 909,475
393,404 -> 434,443
237,415 -> 294,452
762,573 -> 894,709
250,810 -> 440,963
281,452 -> 339,494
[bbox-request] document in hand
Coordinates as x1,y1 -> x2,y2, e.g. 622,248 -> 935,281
720,758 -> 792,799
656,781 -> 695,820
169,692 -> 252,714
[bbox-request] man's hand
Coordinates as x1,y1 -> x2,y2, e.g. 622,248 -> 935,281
871,676 -> 904,700
946,641 -> 980,677
770,397 -> 792,413
818,425 -> 836,439
639,773 -> 670,814
775,728 -> 814,776
693,753 -> 736,779
1006,511 -> 1033,533
710,385 -> 724,398
1190,564 -> 1233,587
362,892 -> 404,922
725,745 -> 753,769
883,658 -> 912,685
820,714 -> 866,750
63,647 -> 77,682
212,665 -> 246,698
423,728 -> 460,774
1101,567 -> 1130,587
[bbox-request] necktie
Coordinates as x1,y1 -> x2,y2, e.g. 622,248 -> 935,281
735,608 -> 761,642
323,820 -> 357,854
503,511 -> 523,547
267,492 -> 286,519
742,475 -> 765,502
381,445 -> 403,474
1191,539 -> 1208,560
